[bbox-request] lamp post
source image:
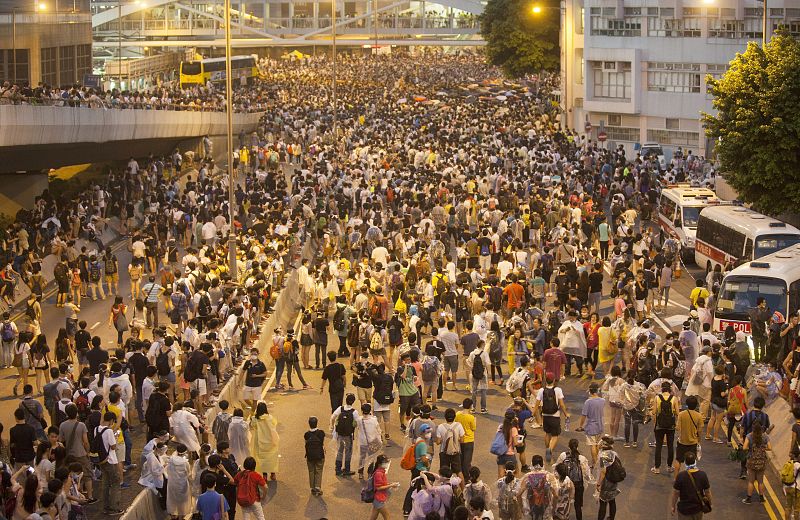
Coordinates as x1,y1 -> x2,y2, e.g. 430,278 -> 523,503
761,0 -> 768,47
332,0 -> 337,138
224,0 -> 237,274
531,3 -> 567,128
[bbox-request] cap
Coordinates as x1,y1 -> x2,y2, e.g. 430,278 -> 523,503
419,423 -> 432,434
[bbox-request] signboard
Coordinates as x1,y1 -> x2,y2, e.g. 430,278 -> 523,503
584,121 -> 592,133
83,74 -> 101,88
717,320 -> 751,334
598,131 -> 607,142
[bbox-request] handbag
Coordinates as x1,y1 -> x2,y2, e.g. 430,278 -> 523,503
11,351 -> 21,368
687,470 -> 712,513
114,309 -> 129,332
361,419 -> 383,454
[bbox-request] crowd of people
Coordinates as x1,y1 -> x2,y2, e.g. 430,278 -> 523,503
0,50 -> 795,520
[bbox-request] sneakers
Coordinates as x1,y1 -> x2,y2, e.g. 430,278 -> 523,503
480,408 -> 488,414
341,470 -> 356,476
623,443 -> 631,448
123,464 -> 137,472
545,448 -> 552,463
666,466 -> 675,474
742,496 -> 752,504
632,442 -> 638,448
650,467 -> 660,474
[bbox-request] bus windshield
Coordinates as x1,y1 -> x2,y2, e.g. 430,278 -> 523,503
754,234 -> 800,259
682,207 -> 701,228
181,62 -> 202,75
715,276 -> 786,319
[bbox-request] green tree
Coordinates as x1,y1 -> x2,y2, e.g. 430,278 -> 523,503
702,32 -> 800,215
479,0 -> 559,78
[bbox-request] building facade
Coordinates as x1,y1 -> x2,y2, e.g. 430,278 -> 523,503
563,0 -> 800,157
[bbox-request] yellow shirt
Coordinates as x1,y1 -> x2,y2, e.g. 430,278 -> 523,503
103,403 -> 125,443
677,409 -> 703,445
455,411 -> 476,444
689,287 -> 709,307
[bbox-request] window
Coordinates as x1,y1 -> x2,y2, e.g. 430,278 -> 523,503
41,47 -> 57,86
709,19 -> 744,38
592,61 -> 631,99
607,114 -> 621,126
721,8 -> 736,17
576,50 -> 584,84
744,7 -> 763,17
647,62 -> 702,93
683,7 -> 700,16
706,7 -> 719,16
659,196 -> 677,221
59,46 -> 75,85
576,7 -> 584,34
574,97 -> 583,108
647,129 -> 700,146
0,50 -> 30,83
605,126 -> 639,141
707,64 -> 728,79
590,15 -> 641,36
647,17 -> 700,37
743,16 -> 763,38
788,8 -> 800,18
76,44 -> 92,79
666,118 -> 680,130
624,7 -> 641,16
695,215 -> 747,260
770,8 -> 784,16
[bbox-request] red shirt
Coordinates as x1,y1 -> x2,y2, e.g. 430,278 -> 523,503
543,347 -> 567,381
503,283 -> 525,309
373,467 -> 389,502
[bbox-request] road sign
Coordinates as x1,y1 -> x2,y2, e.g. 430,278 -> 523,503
584,121 -> 592,133
83,74 -> 101,88
598,131 -> 607,142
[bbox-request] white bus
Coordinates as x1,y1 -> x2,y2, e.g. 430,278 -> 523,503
694,205 -> 800,273
714,244 -> 800,334
656,185 -> 721,262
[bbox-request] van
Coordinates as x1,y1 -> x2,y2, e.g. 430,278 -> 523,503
657,185 -> 722,263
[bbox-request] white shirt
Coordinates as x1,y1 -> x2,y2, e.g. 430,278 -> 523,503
99,425 -> 118,464
536,386 -> 565,417
356,415 -> 382,447
435,421 -> 465,448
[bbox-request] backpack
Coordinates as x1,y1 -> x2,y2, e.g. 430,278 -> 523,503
442,423 -> 461,456
333,307 -> 346,331
421,356 -> 439,382
53,404 -> 68,428
198,294 -> 212,317
526,473 -> 551,516
747,442 -> 768,472
781,461 -> 799,487
564,453 -> 583,484
490,428 -> 509,456
369,298 -> 382,320
183,352 -> 204,383
434,275 -> 447,296
401,439 -> 425,470
335,408 -> 356,437
89,262 -> 101,282
541,387 -> 558,415
487,286 -> 502,308
361,472 -> 376,503
1,321 -> 14,342
26,301 -> 37,321
235,471 -> 261,507
269,340 -> 282,360
373,374 -> 394,405
89,426 -> 110,464
74,390 -> 91,421
727,387 -> 743,416
656,395 -> 676,430
156,348 -> 171,376
471,353 -> 486,382
456,289 -> 470,312
56,341 -> 70,362
480,241 -> 491,256
691,360 -> 705,386
605,455 -> 626,483
505,368 -> 527,394
54,262 -> 68,282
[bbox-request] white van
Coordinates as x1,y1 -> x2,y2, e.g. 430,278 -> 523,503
657,185 -> 722,263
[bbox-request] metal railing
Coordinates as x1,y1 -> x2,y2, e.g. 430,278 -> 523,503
0,95 -> 267,113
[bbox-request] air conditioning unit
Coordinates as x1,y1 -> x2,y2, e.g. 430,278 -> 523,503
602,61 -> 618,72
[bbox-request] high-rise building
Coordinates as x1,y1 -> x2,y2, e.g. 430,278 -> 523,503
563,0 -> 800,157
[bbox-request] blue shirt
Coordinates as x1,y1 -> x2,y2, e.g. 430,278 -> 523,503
196,490 -> 229,520
582,396 -> 606,436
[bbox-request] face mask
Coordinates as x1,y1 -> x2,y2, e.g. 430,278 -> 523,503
250,355 -> 258,361
71,473 -> 83,481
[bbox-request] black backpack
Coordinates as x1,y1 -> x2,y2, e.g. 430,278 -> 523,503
373,374 -> 394,405
89,426 -> 110,464
183,351 -> 203,383
333,307 -> 346,331
605,456 -> 627,483
198,294 -> 212,317
541,387 -> 558,415
656,395 -> 676,430
156,348 -> 171,376
335,409 -> 356,437
471,353 -> 486,381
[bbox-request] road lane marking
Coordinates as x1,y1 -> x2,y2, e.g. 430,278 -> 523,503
90,321 -> 101,330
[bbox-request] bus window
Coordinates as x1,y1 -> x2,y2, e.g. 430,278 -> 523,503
754,234 -> 800,259
744,238 -> 753,261
682,206 -> 701,228
716,278 -> 786,318
660,197 -> 676,220
182,62 -> 201,75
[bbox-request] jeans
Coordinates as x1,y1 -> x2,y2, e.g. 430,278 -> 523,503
472,387 -> 487,411
329,391 -> 344,413
135,385 -> 145,422
100,461 -> 120,511
307,458 -> 324,490
145,301 -> 158,328
337,336 -> 349,357
238,502 -> 265,520
624,411 -> 640,443
753,334 -> 768,362
123,429 -> 133,466
274,358 -> 286,387
286,360 -> 308,387
335,436 -> 353,473
460,442 -> 474,476
574,481 -> 585,520
565,355 -> 584,376
599,240 -> 609,260
597,498 -> 616,520
1,339 -> 13,367
314,343 -> 327,368
654,428 -> 675,468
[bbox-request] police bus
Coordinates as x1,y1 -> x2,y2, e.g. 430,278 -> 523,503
694,205 -> 800,273
713,244 -> 800,334
656,185 -> 721,262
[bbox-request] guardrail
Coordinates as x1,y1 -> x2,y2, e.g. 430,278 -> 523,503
0,96 -> 266,113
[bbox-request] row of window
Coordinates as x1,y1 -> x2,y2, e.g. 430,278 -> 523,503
0,44 -> 90,86
590,15 -> 796,38
590,127 -> 701,146
593,6 -> 800,18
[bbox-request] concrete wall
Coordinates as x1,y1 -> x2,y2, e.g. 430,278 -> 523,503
0,105 -> 264,147
0,172 -> 48,216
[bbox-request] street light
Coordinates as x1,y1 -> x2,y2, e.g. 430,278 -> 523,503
531,5 -> 542,14
223,0 -> 237,273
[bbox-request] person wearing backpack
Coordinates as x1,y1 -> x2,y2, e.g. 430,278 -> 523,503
535,373 -> 570,464
94,411 -> 121,515
740,418 -> 771,504
782,450 -> 800,520
330,393 -> 359,477
232,456 -> 266,519
650,381 -> 679,474
467,341 -> 491,414
0,312 -> 17,369
673,395 -> 704,476
303,416 -> 326,496
554,438 -> 592,520
516,454 -> 556,520
435,408 -> 465,479
596,436 -> 621,520
333,297 -> 354,358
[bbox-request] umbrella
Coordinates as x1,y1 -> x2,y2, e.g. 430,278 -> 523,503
413,95 -> 427,102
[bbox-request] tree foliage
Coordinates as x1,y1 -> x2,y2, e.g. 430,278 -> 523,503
702,32 -> 800,215
479,0 -> 559,78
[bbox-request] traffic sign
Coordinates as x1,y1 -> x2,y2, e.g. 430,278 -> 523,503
598,131 -> 607,142
584,121 -> 592,133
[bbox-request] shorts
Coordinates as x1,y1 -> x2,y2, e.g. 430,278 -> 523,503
455,308 -> 470,323
635,299 -> 645,312
748,468 -> 765,482
57,280 -> 69,293
242,385 -> 261,400
711,403 -> 726,414
443,355 -> 459,373
372,499 -> 386,510
516,432 -> 527,453
543,415 -> 562,436
105,273 -> 119,284
588,292 -> 602,309
356,386 -> 373,403
496,453 -> 516,468
675,443 -> 697,463
399,393 -> 420,417
163,372 -> 176,384
585,434 -> 602,446
190,378 -> 207,396
786,486 -> 800,513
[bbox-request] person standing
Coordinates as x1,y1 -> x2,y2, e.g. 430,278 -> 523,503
330,393 -> 359,477
466,341 -> 491,414
195,473 -> 229,520
455,399 -> 476,476
232,457 -> 267,520
356,404 -> 383,479
227,409 -> 250,468
651,381 -> 679,475
671,451 -> 711,519
577,382 -> 606,468
321,351 -> 347,413
249,402 -> 279,481
140,276 -> 163,329
749,297 -> 771,363
596,436 -> 621,520
369,454 -> 400,520
97,411 -> 122,515
674,396 -> 703,475
535,373 -> 570,464
0,312 -> 18,369
742,421 -> 772,504
240,349 -> 267,413
304,417 -> 326,496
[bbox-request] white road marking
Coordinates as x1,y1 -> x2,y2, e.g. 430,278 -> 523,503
90,321 -> 101,330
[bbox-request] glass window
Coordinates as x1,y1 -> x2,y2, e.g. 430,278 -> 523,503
59,46 -> 75,86
592,62 -> 631,99
605,126 -> 639,141
607,114 -> 621,126
41,47 -> 57,85
754,234 -> 800,259
682,207 -> 701,228
659,196 -> 677,220
716,277 -> 786,319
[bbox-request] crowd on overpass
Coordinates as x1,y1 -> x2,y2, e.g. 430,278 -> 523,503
0,52 -> 795,520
